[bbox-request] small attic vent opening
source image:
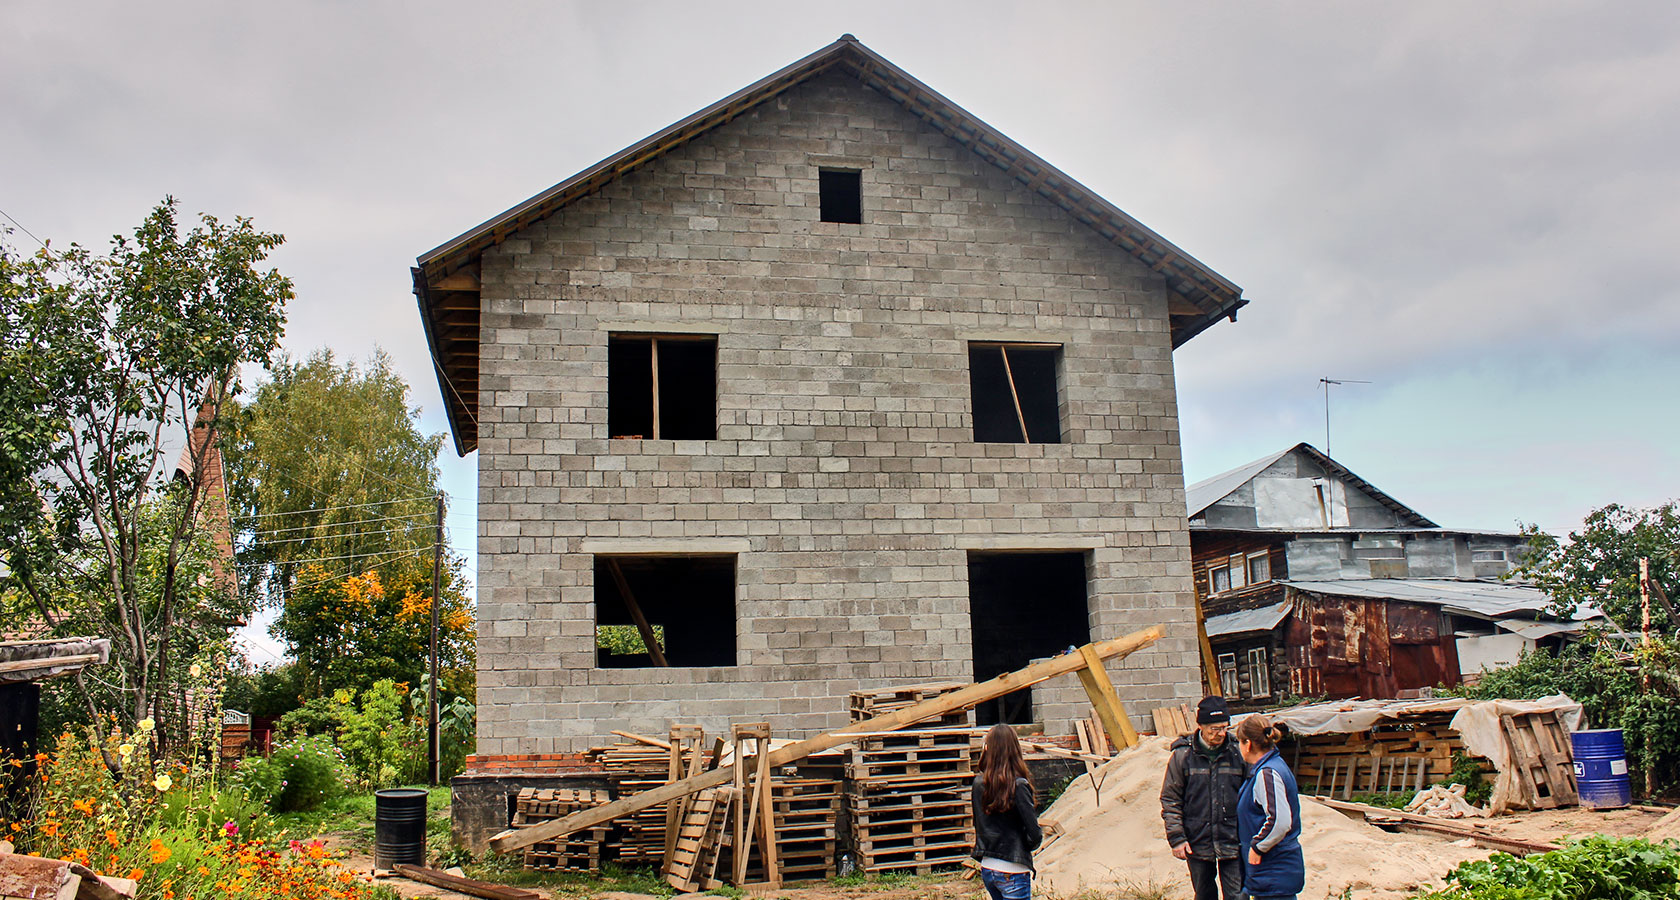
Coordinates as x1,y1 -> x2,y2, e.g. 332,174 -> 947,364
819,169 -> 862,224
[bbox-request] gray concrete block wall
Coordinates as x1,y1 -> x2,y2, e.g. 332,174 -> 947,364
472,71 -> 1203,755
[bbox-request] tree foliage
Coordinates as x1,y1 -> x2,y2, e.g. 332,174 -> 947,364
1512,501 -> 1680,633
0,200 -> 290,732
223,348 -> 445,602
221,349 -> 472,705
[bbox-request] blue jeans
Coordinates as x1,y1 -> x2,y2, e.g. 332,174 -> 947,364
981,868 -> 1031,900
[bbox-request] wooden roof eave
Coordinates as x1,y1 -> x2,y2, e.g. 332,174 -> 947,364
414,267 -> 477,457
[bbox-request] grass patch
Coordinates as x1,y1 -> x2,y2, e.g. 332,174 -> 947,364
460,857 -> 677,898
271,786 -> 452,853
827,869 -> 953,890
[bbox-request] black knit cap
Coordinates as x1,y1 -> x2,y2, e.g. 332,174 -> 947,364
1196,695 -> 1230,725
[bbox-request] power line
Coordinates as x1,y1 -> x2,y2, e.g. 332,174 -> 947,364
235,495 -> 435,522
236,545 -> 442,569
261,416 -> 439,498
0,208 -> 46,249
245,510 -> 431,538
247,525 -> 424,548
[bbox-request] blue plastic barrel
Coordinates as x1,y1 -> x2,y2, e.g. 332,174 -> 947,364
1570,728 -> 1632,809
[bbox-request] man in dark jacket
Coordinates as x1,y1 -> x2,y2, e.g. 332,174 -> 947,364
1160,696 -> 1247,900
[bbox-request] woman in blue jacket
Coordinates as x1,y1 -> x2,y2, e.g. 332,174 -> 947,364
1234,714 -> 1305,900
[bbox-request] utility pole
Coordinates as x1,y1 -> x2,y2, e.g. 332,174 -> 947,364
1319,377 -> 1371,456
428,492 -> 443,786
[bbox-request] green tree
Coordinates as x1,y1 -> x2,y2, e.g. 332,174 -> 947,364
1512,501 -> 1680,633
0,201 -> 290,733
276,554 -> 474,700
223,349 -> 444,604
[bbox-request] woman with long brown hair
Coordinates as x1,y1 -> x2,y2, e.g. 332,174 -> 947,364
971,724 -> 1043,900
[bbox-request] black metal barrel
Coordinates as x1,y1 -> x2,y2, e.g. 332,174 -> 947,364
374,788 -> 428,868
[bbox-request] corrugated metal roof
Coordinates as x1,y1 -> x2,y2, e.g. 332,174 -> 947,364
1495,619 -> 1590,640
1205,598 -> 1294,637
1281,578 -> 1554,619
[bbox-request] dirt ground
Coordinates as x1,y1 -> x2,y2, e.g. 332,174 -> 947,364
319,800 -> 1680,900
1472,804 -> 1672,845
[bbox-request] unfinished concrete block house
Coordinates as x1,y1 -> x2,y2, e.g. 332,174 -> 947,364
414,37 -> 1248,773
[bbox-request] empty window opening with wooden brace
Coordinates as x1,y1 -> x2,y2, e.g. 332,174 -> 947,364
968,343 -> 1062,443
594,555 -> 736,667
967,551 -> 1091,725
818,168 -> 862,223
608,334 -> 717,440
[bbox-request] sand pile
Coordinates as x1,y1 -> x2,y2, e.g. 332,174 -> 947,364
1035,737 -> 1489,900
1649,807 -> 1680,844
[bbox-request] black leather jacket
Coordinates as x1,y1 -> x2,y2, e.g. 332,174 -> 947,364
971,776 -> 1043,871
1160,732 -> 1247,859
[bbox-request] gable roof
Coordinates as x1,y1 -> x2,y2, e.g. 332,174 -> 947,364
413,35 -> 1247,455
1185,442 -> 1438,527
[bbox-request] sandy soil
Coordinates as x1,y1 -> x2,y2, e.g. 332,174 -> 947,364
1035,737 -> 1490,900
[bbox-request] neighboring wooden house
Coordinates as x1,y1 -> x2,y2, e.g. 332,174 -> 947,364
413,35 -> 1250,776
1187,444 -> 1590,706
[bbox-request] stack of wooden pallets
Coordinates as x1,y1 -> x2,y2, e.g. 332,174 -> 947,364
843,729 -> 980,874
513,788 -> 615,872
592,742 -> 672,865
1289,714 -> 1484,799
730,776 -> 843,881
850,682 -> 970,728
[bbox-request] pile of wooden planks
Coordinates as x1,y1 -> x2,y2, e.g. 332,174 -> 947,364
850,682 -> 971,728
514,789 -> 615,872
592,742 -> 672,865
1150,703 -> 1195,738
844,729 -> 980,874
665,788 -> 734,892
1288,715 -> 1485,799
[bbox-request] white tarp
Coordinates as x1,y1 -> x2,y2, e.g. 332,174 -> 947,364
1251,693 -> 1587,816
1448,693 -> 1585,815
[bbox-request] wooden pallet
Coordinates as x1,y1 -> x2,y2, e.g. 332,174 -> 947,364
846,731 -> 979,784
1501,712 -> 1577,809
666,787 -> 733,892
514,789 -> 615,872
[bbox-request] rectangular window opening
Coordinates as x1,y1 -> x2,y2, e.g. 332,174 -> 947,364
968,343 -> 1062,443
594,555 -> 736,667
608,334 -> 717,440
1247,552 -> 1271,585
1217,653 -> 1239,698
1247,647 -> 1271,697
967,551 -> 1090,725
818,169 -> 862,224
1210,564 -> 1231,594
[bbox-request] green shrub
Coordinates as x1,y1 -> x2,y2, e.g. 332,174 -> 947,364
158,782 -> 275,841
239,734 -> 351,812
339,679 -> 425,788
1420,834 -> 1680,899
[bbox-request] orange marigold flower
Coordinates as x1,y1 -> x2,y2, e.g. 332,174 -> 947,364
128,868 -> 145,881
105,829 -> 120,848
40,822 -> 59,837
150,838 -> 172,864
73,798 -> 95,814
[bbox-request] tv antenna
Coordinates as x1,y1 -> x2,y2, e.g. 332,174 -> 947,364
1319,377 -> 1370,457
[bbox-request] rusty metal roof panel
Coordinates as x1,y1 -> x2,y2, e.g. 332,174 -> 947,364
1205,598 -> 1294,638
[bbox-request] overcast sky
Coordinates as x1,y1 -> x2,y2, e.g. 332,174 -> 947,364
6,2 -> 1676,664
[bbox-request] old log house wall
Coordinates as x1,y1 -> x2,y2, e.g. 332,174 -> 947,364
1193,534 -> 1289,705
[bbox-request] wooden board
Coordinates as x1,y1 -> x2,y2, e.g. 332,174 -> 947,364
1150,703 -> 1194,738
